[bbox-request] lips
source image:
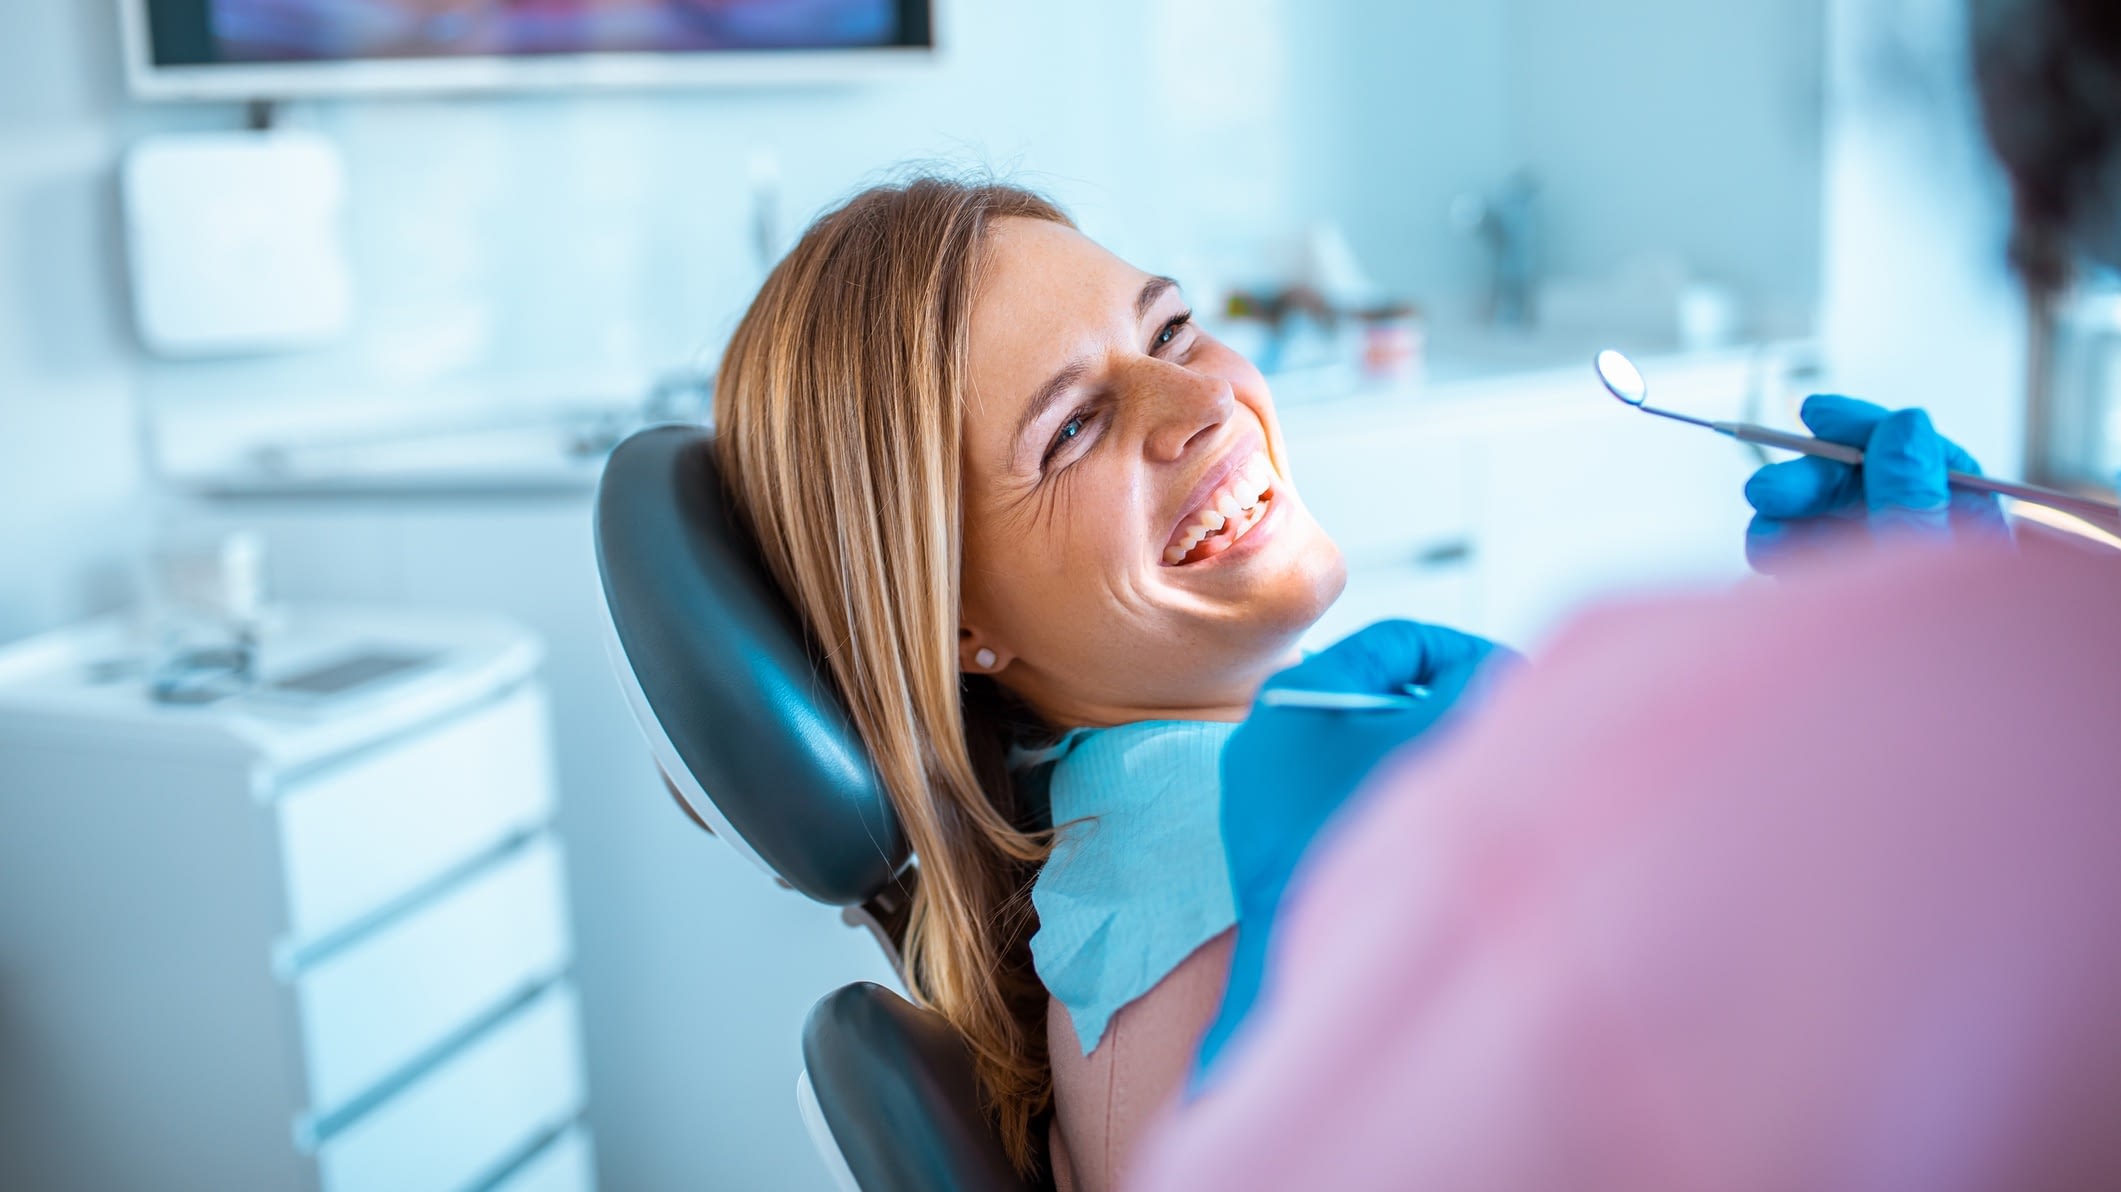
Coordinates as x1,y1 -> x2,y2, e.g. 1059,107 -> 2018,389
1163,450 -> 1276,565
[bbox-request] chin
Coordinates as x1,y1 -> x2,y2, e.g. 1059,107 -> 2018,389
1298,538 -> 1351,626
1255,531 -> 1348,642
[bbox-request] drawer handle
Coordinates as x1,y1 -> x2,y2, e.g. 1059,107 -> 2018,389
1410,539 -> 1474,569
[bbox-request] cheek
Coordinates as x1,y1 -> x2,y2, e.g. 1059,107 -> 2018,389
1040,467 -> 1143,585
964,467 -> 1145,625
958,499 -> 1021,628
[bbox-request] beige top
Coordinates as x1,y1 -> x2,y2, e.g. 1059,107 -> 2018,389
1047,930 -> 1234,1192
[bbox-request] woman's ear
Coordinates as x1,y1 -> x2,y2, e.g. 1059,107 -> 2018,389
957,626 -> 1012,675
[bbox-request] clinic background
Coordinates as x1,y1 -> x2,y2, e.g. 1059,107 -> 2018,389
0,0 -> 2058,1188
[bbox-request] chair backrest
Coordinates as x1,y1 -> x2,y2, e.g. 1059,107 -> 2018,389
593,422 -> 908,906
592,422 -> 1048,1192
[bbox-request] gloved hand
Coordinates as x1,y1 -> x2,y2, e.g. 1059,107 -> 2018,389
1744,395 -> 2009,574
1197,619 -> 1519,1080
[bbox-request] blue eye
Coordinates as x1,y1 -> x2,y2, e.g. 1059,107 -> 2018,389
1156,310 -> 1193,349
1042,411 -> 1095,471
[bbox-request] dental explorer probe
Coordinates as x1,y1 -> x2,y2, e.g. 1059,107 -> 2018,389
1594,349 -> 2121,531
1257,687 -> 1427,712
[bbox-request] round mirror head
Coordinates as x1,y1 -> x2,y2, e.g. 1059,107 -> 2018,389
1595,349 -> 1648,406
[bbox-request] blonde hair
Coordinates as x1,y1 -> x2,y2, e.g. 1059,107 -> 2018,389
714,176 -> 1069,1169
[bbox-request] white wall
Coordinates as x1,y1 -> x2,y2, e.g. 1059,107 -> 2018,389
1279,1 -> 1518,304
75,0 -> 1839,478
1507,0 -> 1826,325
0,0 -> 144,640
0,0 -> 1846,648
1276,0 -> 1827,332
133,0 -> 1305,454
1817,0 -> 2026,469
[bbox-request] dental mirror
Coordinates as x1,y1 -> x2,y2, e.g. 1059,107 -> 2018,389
1594,349 -> 1647,407
1592,349 -> 1714,429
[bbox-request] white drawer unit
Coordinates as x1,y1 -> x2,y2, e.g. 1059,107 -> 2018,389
317,984 -> 587,1192
0,609 -> 596,1192
493,1125 -> 596,1192
296,836 -> 573,1118
277,688 -> 558,946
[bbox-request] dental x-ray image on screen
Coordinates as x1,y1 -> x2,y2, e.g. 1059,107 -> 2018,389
207,0 -> 902,61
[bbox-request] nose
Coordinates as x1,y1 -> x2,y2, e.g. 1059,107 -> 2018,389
1136,358 -> 1236,463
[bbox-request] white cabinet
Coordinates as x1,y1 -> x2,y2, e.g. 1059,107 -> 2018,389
294,837 -> 573,1120
316,985 -> 586,1192
276,688 -> 560,947
171,498 -> 901,1192
0,609 -> 594,1192
1285,346 -> 1793,651
1288,411 -> 1481,648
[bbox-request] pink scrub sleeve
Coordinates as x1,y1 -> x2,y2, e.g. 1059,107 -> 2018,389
1131,535 -> 2121,1192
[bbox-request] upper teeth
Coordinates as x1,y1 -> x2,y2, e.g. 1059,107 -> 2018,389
1164,454 -> 1275,564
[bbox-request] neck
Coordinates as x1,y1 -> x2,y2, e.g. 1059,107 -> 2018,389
1013,647 -> 1304,731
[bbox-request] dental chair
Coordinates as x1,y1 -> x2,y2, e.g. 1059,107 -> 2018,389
593,423 -> 1053,1192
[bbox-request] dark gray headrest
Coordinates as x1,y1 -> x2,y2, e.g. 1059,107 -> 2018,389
594,423 -> 908,906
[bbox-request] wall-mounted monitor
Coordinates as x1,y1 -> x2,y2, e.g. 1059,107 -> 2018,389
121,0 -> 936,101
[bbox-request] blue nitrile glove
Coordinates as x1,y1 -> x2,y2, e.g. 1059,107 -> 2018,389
1744,396 -> 2009,574
1195,619 -> 1519,1082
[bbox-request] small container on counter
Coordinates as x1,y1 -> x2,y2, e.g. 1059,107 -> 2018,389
1356,303 -> 1425,384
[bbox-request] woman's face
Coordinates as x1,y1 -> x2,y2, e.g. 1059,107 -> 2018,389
959,217 -> 1346,727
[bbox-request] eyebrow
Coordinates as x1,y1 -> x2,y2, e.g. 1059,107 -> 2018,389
1137,274 -> 1178,319
1012,275 -> 1183,463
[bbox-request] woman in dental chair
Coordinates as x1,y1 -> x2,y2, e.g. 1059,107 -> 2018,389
711,177 -> 1385,1190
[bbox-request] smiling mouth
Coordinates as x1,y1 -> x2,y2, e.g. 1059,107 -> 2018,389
1163,452 -> 1276,566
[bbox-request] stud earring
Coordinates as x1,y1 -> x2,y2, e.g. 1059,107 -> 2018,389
974,647 -> 997,671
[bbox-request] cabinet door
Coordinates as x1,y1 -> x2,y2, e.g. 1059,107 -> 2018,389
315,983 -> 586,1192
1475,375 -> 1759,648
1303,540 -> 1480,651
296,836 -> 573,1117
275,685 -> 557,946
493,1126 -> 596,1192
1285,422 -> 1474,561
1289,410 -> 1481,648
